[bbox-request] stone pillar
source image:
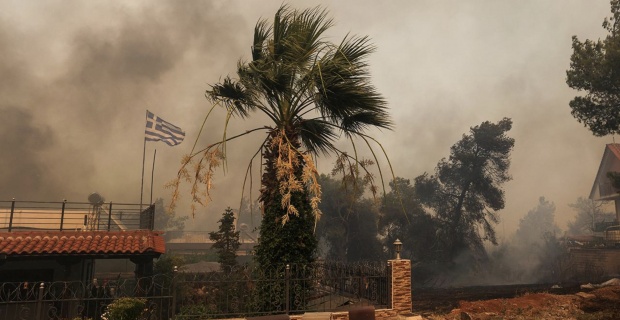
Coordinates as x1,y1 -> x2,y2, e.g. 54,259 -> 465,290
389,259 -> 411,314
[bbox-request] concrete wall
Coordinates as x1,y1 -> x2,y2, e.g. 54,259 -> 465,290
569,248 -> 620,280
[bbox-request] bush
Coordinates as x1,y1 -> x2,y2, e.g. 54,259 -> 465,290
175,304 -> 216,319
102,297 -> 147,320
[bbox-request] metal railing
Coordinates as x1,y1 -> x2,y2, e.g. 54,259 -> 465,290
175,261 -> 390,318
0,275 -> 172,320
165,231 -> 212,242
0,261 -> 390,319
0,200 -> 155,232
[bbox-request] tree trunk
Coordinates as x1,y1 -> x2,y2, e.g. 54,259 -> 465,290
255,127 -> 318,268
253,127 -> 318,312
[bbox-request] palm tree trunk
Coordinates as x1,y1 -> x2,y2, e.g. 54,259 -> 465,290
255,127 -> 318,267
253,127 -> 318,312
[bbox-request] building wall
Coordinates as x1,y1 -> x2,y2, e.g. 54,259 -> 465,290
569,248 -> 620,280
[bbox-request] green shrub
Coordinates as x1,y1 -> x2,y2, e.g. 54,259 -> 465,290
175,303 -> 216,319
103,297 -> 147,320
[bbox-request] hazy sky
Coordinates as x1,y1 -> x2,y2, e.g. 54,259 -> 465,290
0,1 -> 614,238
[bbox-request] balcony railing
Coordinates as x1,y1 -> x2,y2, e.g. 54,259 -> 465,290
0,200 -> 155,232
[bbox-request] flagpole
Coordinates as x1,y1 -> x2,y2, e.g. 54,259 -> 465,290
142,110 -> 185,213
140,111 -> 148,213
150,149 -> 157,205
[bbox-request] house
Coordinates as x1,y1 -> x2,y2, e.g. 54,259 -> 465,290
0,230 -> 165,283
0,200 -> 166,283
589,143 -> 620,223
567,143 -> 620,280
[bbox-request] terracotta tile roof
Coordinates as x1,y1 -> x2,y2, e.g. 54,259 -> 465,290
0,230 -> 165,256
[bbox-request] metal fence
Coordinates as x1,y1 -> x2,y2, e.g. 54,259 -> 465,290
0,200 -> 154,232
167,261 -> 389,318
0,275 -> 172,320
0,261 -> 390,319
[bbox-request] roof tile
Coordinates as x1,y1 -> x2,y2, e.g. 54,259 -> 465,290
0,230 -> 165,256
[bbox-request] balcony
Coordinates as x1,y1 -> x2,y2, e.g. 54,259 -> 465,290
0,200 -> 155,232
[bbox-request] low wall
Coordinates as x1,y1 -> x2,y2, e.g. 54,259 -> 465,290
569,247 -> 620,280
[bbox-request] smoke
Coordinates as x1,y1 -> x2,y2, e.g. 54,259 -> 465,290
0,1 -> 616,238
0,107 -> 60,199
0,2 -> 250,216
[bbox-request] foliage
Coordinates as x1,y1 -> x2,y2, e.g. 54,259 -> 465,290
102,297 -> 146,320
154,254 -> 186,275
511,197 -> 562,283
168,4 -> 392,275
209,207 -> 241,270
175,268 -> 255,318
514,197 -> 560,245
343,199 -> 384,261
566,0 -> 620,136
378,177 -> 442,286
414,118 -> 514,264
567,196 -> 615,235
172,261 -> 386,316
536,232 -> 571,283
316,171 -> 384,261
153,198 -> 188,242
253,132 -> 318,267
480,197 -> 567,285
175,304 -> 215,319
168,6 -> 392,310
378,177 -> 437,262
236,198 -> 261,239
252,136 -> 317,311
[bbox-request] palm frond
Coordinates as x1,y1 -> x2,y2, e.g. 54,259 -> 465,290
298,118 -> 339,155
207,77 -> 257,119
181,4 -> 395,228
341,111 -> 393,133
272,5 -> 293,60
283,6 -> 333,67
312,36 -> 391,131
253,19 -> 271,61
336,35 -> 375,69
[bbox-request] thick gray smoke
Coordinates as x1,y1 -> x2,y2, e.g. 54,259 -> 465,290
0,1 -> 615,238
0,107 -> 60,199
0,2 -> 249,213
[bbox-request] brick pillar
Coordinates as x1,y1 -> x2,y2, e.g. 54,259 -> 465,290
389,259 -> 411,314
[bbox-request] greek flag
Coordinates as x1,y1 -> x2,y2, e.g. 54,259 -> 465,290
145,110 -> 185,146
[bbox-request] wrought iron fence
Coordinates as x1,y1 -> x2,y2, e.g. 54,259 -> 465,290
0,200 -> 154,232
0,261 -> 390,319
174,261 -> 390,318
0,275 -> 173,320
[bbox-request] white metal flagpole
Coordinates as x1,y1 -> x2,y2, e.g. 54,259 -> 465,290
150,149 -> 157,205
140,111 -> 148,213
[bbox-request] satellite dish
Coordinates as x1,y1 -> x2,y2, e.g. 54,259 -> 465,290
88,192 -> 105,205
239,223 -> 249,231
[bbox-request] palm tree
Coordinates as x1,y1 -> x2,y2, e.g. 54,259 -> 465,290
170,5 -> 392,268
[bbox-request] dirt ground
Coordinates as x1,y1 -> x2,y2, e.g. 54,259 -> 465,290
412,284 -> 620,319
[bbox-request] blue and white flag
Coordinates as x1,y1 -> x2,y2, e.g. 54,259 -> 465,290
145,110 -> 185,146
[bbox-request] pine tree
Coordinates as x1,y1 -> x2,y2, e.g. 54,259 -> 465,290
566,0 -> 620,136
415,118 -> 514,263
209,207 -> 240,271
